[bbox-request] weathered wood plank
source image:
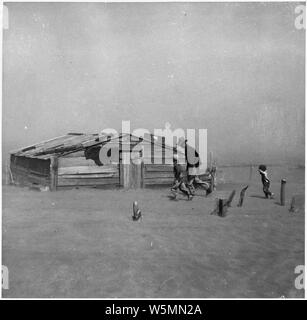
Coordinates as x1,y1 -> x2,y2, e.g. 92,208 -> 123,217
14,135 -> 69,155
58,165 -> 119,175
144,177 -> 173,185
14,174 -> 49,185
10,164 -> 49,177
11,171 -> 50,186
145,165 -> 174,172
144,176 -> 173,181
145,172 -> 174,179
50,156 -> 58,191
58,157 -> 100,168
57,177 -> 119,186
56,185 -> 120,190
131,161 -> 143,189
142,156 -> 184,165
21,135 -> 79,156
61,151 -> 85,158
59,173 -> 118,179
145,181 -> 172,185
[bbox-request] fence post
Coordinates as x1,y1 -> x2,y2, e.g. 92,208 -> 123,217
121,151 -> 144,189
218,199 -> 227,217
280,179 -> 286,206
120,151 -> 130,188
50,156 -> 58,191
238,185 -> 249,207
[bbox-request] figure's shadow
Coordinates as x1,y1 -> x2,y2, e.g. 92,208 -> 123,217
166,195 -> 177,201
250,194 -> 267,199
250,194 -> 281,205
165,195 -> 190,201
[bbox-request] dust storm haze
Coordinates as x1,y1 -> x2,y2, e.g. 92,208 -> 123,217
2,2 -> 305,165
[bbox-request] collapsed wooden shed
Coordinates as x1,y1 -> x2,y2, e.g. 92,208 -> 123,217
8,132 -> 188,191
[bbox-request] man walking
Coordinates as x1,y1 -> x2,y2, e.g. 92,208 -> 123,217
171,154 -> 193,200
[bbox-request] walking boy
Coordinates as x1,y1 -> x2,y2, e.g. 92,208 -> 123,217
258,165 -> 274,199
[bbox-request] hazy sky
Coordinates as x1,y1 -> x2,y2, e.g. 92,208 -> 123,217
2,2 -> 305,165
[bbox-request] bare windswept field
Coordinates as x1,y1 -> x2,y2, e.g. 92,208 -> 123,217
2,167 -> 305,298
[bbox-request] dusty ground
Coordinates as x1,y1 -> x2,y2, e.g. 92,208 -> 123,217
2,169 -> 305,298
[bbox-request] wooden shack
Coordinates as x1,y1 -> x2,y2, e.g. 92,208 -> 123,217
8,132 -> 191,191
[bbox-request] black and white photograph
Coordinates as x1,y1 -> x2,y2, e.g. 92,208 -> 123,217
1,1 -> 305,300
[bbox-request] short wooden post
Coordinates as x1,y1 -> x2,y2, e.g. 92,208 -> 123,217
280,179 -> 286,206
218,199 -> 227,217
218,199 -> 223,215
50,156 -> 58,191
237,185 -> 249,207
210,198 -> 227,216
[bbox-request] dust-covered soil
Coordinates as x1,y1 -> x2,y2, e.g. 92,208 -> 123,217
2,173 -> 305,298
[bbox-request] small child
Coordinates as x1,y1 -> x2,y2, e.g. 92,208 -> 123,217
258,165 -> 274,199
171,154 -> 193,200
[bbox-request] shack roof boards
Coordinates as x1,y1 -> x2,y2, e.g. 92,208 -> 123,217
9,133 -> 186,191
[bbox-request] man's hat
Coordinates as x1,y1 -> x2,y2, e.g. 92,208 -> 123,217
177,137 -> 186,148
